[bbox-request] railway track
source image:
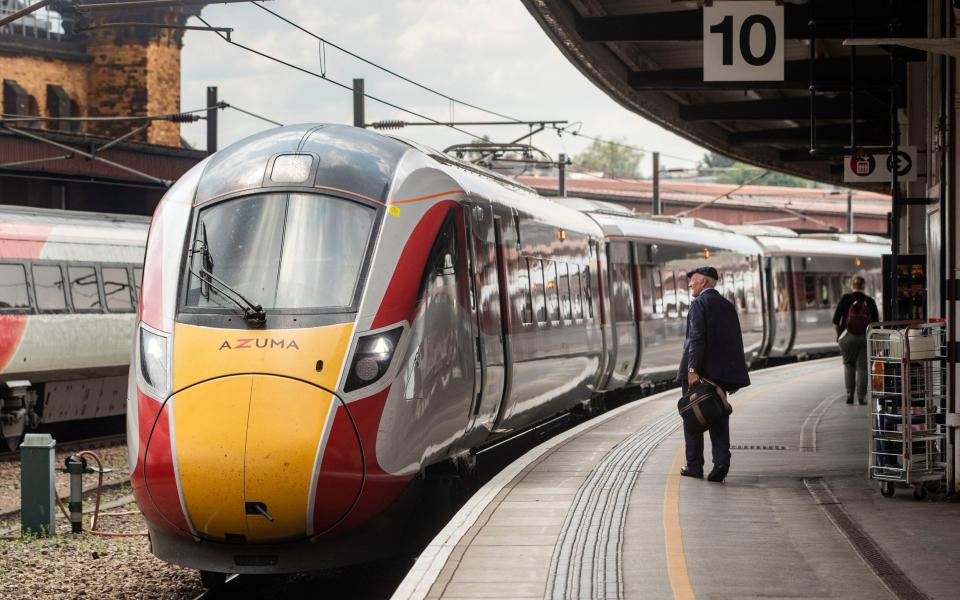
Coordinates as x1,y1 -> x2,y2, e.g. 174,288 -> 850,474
0,433 -> 127,462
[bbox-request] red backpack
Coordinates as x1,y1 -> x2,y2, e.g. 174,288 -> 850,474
845,298 -> 871,335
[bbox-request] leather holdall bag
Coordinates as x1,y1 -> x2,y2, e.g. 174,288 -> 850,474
677,378 -> 733,434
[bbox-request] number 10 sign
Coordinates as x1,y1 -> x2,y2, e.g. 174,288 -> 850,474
704,1 -> 784,82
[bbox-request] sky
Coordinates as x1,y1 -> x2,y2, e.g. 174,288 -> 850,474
178,1 -> 709,177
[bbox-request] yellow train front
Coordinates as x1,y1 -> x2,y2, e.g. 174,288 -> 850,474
127,124 -> 491,574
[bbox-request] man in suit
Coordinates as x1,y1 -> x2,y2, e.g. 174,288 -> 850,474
677,266 -> 751,482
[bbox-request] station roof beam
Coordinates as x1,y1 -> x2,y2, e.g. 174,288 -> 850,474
679,95 -> 890,122
575,2 -> 926,43
628,57 -> 902,91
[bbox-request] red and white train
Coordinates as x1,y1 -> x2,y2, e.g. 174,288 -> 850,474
123,124 -> 886,581
0,206 -> 147,449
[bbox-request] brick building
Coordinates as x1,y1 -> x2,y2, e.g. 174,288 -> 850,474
0,1 -> 205,214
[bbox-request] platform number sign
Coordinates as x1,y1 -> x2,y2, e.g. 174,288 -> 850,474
703,1 -> 784,82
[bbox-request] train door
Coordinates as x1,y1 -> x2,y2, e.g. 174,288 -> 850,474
490,212 -> 515,429
766,255 -> 796,356
463,199 -> 507,435
605,240 -> 639,389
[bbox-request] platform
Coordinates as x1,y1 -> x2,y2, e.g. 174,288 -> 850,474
393,358 -> 960,600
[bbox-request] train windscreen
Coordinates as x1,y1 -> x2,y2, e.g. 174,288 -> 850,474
184,192 -> 375,312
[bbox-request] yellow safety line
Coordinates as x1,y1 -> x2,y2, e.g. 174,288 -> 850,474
664,447 -> 696,600
661,368 -> 825,600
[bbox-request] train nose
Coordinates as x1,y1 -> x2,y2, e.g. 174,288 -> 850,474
147,375 -> 362,543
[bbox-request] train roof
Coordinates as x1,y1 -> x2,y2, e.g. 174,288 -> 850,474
753,234 -> 888,258
587,211 -> 764,255
0,204 -> 148,246
389,138 -> 605,238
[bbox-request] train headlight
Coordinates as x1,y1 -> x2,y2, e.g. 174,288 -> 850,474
138,325 -> 170,399
344,327 -> 403,393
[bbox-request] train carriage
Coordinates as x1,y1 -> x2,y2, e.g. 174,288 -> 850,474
747,231 -> 886,358
0,206 -> 147,449
127,124 -> 891,579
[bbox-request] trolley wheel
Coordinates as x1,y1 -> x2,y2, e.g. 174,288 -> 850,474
912,485 -> 928,501
199,570 -> 227,591
880,481 -> 895,497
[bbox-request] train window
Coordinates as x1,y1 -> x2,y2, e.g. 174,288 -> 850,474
724,273 -> 736,305
638,265 -> 654,318
418,213 -> 457,302
103,267 -> 133,312
571,264 -> 583,319
68,266 -> 101,311
663,270 -> 677,316
519,257 -> 534,325
558,263 -> 572,321
744,269 -> 757,311
132,267 -> 143,307
546,261 -> 560,322
32,265 -> 67,311
676,272 -> 689,316
584,265 -> 594,319
819,277 -> 831,308
735,272 -> 747,312
0,264 -> 30,311
652,269 -> 663,314
186,192 -> 375,312
802,274 -> 817,308
829,275 -> 842,303
529,259 -> 546,323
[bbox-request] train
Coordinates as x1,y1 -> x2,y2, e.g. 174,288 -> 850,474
123,124 -> 887,581
0,206 -> 148,449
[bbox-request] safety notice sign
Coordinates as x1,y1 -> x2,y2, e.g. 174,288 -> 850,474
843,147 -> 917,183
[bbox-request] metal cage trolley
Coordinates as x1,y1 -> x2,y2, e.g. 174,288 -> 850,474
867,321 -> 947,500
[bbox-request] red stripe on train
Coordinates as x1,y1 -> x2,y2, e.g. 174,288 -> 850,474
371,201 -> 457,329
132,389 -> 191,536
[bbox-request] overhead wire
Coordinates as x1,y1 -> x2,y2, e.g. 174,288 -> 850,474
195,14 -> 488,140
249,0 -> 524,123
248,1 -> 706,167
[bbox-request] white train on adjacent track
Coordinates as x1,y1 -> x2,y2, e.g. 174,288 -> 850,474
0,206 -> 147,448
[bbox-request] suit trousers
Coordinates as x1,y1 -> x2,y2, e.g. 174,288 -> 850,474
683,415 -> 731,474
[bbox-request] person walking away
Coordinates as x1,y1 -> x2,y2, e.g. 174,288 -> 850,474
676,267 -> 751,483
833,275 -> 880,405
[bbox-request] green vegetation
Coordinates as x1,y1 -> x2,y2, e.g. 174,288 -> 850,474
574,138 -> 643,179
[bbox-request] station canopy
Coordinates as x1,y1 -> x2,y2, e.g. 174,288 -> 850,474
521,0 -> 925,190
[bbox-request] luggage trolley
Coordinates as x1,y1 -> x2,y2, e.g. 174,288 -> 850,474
867,321 -> 947,500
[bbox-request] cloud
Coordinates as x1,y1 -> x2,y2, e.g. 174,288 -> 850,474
180,1 -> 707,172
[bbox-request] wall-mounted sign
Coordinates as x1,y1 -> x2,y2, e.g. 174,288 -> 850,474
703,1 -> 784,81
843,147 -> 917,183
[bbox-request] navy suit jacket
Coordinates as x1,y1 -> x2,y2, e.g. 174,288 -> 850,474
677,288 -> 751,392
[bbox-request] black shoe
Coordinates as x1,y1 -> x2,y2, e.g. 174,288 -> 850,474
707,464 -> 729,482
858,398 -> 867,405
680,466 -> 703,479
846,393 -> 854,405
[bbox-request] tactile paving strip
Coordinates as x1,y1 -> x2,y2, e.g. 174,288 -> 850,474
546,410 -> 680,600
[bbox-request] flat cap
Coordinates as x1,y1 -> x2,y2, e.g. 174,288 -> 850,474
686,266 -> 719,280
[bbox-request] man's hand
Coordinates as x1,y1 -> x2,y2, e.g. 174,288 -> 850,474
687,370 -> 699,386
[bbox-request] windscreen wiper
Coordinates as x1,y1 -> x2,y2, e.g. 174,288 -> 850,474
189,266 -> 266,324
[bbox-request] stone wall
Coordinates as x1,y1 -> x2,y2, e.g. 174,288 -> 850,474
0,54 -> 88,124
0,7 -> 195,147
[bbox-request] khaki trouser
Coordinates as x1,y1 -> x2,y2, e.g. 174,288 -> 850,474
839,331 -> 867,401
